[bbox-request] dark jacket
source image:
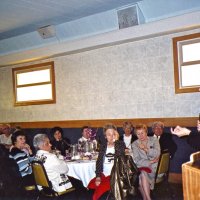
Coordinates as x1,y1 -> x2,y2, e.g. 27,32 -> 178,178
110,155 -> 140,200
95,140 -> 126,177
187,132 -> 200,150
0,156 -> 22,197
149,132 -> 177,158
51,138 -> 71,156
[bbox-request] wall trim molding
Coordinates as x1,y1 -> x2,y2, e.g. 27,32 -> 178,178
7,117 -> 198,128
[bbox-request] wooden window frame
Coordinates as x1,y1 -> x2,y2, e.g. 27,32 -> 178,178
12,61 -> 56,106
173,32 -> 200,94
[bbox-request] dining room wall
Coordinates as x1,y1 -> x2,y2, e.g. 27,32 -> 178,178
0,28 -> 200,123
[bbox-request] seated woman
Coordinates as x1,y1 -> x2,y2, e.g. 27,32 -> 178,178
50,126 -> 71,156
119,121 -> 137,154
89,123 -> 126,200
9,130 -> 35,187
132,124 -> 160,200
33,134 -> 73,193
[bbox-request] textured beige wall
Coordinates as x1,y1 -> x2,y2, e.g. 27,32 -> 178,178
0,29 -> 200,122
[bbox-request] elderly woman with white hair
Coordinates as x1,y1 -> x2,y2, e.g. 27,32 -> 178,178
33,134 -> 73,193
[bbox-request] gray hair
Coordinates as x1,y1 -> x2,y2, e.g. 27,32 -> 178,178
33,134 -> 48,151
151,121 -> 164,130
123,121 -> 134,130
103,123 -> 117,136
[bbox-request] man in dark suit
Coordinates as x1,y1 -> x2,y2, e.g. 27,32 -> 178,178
150,121 -> 177,158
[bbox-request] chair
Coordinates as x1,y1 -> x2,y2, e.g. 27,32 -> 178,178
24,184 -> 36,198
153,152 -> 175,199
24,185 -> 36,191
32,160 -> 75,200
154,151 -> 170,184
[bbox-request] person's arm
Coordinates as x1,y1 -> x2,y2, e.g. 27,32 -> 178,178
187,132 -> 200,151
171,124 -> 200,150
161,133 -> 177,158
115,140 -> 126,157
170,126 -> 191,137
95,143 -> 105,177
147,137 -> 160,160
45,153 -> 69,174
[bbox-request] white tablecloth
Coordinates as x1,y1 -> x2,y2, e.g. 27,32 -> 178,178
66,160 -> 113,187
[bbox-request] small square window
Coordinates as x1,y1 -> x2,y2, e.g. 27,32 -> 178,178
12,61 -> 56,106
173,33 -> 200,93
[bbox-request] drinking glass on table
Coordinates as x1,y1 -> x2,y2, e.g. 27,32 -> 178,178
65,150 -> 72,160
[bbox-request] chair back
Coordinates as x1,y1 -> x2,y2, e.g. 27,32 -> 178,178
32,160 -> 75,198
155,152 -> 170,184
32,161 -> 51,188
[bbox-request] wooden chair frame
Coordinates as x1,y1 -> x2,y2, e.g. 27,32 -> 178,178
154,151 -> 170,184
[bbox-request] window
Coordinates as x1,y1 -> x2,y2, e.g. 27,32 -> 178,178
173,33 -> 200,93
12,61 -> 56,106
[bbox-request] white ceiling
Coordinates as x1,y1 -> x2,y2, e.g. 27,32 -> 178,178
0,0 -> 200,56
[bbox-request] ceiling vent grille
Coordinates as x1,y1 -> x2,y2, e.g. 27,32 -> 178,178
117,5 -> 145,29
37,25 -> 56,39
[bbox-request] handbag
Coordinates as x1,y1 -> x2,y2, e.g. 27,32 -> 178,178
110,155 -> 140,200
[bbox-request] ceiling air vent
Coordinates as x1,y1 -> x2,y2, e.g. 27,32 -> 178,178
37,25 -> 56,39
117,4 -> 145,29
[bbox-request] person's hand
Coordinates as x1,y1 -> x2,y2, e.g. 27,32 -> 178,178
95,177 -> 101,186
150,156 -> 159,164
170,126 -> 191,137
125,148 -> 131,155
24,144 -> 32,154
197,120 -> 200,132
138,143 -> 148,152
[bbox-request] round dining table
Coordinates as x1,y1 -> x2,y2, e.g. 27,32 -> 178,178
66,159 -> 113,187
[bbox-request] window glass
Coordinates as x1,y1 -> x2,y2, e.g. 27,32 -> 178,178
182,43 -> 200,62
12,61 -> 56,106
17,84 -> 52,101
17,69 -> 50,85
181,64 -> 200,87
